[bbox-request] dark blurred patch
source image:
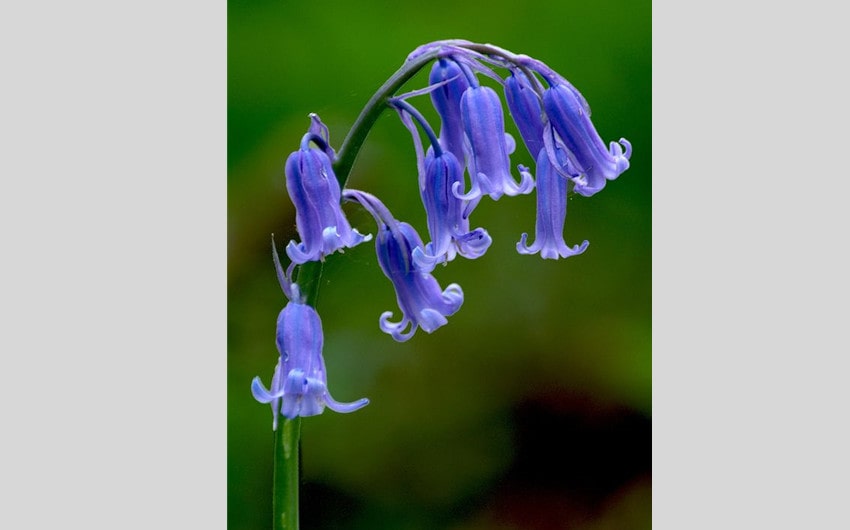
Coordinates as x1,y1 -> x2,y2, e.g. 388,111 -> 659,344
301,481 -> 362,529
298,391 -> 651,530
488,391 -> 651,529
511,391 -> 651,495
302,481 -> 466,530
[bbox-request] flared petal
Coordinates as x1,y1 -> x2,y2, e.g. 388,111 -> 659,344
418,308 -> 449,333
455,228 -> 492,259
379,311 -> 417,342
251,375 -> 280,404
324,392 -> 370,414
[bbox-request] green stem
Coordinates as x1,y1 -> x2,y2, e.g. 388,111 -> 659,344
272,46 -> 444,530
271,261 -> 323,530
273,417 -> 301,530
293,260 -> 325,306
332,49 -> 442,186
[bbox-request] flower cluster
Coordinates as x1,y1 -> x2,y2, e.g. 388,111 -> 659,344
253,40 -> 631,422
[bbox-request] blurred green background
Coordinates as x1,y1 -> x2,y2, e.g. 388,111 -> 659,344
228,1 -> 650,529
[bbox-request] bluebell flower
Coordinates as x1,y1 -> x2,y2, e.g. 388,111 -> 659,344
542,83 -> 631,197
413,147 -> 492,272
504,69 -> 546,159
389,97 -> 491,272
343,189 -> 464,342
285,116 -> 371,264
252,265 -> 369,428
517,148 -> 589,260
455,85 -> 534,201
429,58 -> 470,166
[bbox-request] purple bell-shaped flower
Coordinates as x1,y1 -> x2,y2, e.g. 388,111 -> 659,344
389,96 -> 491,273
343,189 -> 464,342
542,84 -> 631,197
504,69 -> 546,159
413,146 -> 491,273
517,148 -> 589,260
284,115 -> 371,264
252,242 -> 369,428
454,85 -> 534,201
429,58 -> 470,166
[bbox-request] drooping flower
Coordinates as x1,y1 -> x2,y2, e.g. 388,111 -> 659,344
517,148 -> 589,260
343,189 -> 464,342
454,84 -> 534,201
252,246 -> 368,428
285,115 -> 371,264
413,147 -> 491,272
389,97 -> 491,272
428,58 -> 470,166
542,83 -> 631,197
504,69 -> 546,159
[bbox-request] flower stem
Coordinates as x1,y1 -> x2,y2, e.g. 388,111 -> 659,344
270,260 -> 323,530
332,49 -> 442,186
293,260 -> 325,306
272,48 -> 441,530
273,417 -> 301,530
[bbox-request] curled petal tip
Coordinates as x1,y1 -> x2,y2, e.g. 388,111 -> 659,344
325,396 -> 370,414
456,228 -> 492,259
417,308 -> 449,333
412,246 -> 440,273
379,311 -> 416,342
619,138 -> 632,159
513,166 -> 536,195
285,240 -> 312,265
516,232 -> 536,255
251,376 -> 276,403
452,174 -> 490,202
607,140 -> 630,176
576,240 -> 590,253
573,183 -> 602,197
321,226 -> 343,253
441,283 -> 464,310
